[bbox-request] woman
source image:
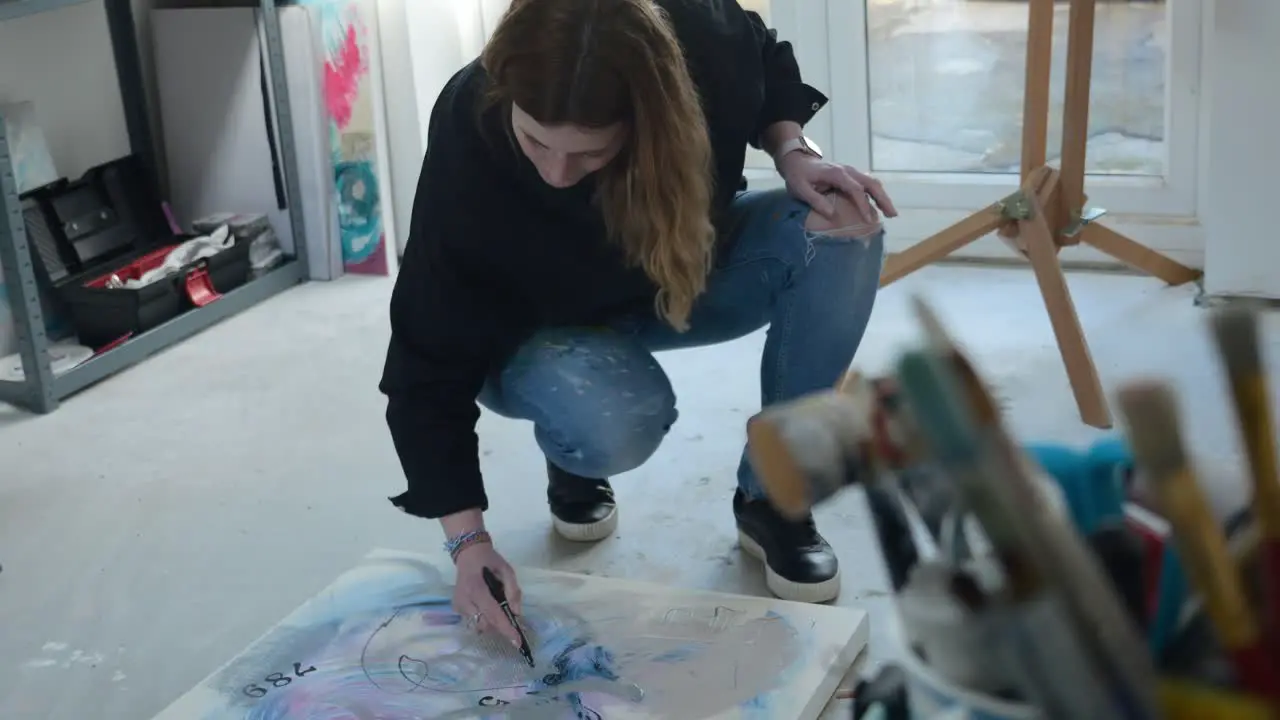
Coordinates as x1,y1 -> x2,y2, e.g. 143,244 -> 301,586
380,0 -> 896,645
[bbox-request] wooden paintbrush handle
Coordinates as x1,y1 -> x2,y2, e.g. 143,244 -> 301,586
1159,470 -> 1262,650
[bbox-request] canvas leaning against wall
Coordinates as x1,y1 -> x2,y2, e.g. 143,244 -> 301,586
306,0 -> 398,276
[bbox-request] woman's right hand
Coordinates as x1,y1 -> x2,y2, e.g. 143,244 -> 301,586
452,541 -> 526,648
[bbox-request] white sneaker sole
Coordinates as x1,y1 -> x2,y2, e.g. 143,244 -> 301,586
552,506 -> 619,542
737,530 -> 841,604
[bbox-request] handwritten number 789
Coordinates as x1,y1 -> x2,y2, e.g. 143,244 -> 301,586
242,662 -> 317,698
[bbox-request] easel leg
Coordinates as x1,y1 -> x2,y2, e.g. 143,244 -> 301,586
1059,0 -> 1200,287
1080,223 -> 1201,286
1021,194 -> 1113,428
1057,0 -> 1098,226
1021,0 -> 1055,182
879,208 -> 1003,288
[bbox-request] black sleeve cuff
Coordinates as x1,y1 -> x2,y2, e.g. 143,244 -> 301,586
389,489 -> 489,520
755,82 -> 830,140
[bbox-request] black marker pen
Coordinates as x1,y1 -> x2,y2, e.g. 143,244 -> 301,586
482,567 -> 534,667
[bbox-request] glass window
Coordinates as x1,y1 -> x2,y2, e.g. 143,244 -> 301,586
865,0 -> 1167,176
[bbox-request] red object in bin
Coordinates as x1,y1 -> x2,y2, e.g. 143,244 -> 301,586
83,244 -> 179,289
82,244 -> 224,307
1124,502 -> 1172,620
184,267 -> 223,306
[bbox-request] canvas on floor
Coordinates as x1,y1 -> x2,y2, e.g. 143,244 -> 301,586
151,548 -> 869,719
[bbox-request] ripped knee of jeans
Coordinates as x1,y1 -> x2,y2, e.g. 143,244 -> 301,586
804,191 -> 884,242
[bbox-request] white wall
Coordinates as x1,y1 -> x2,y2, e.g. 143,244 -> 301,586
359,0 -> 502,255
1202,0 -> 1280,298
373,0 -> 421,256
401,0 -> 499,158
4,0 -> 1277,364
0,2 -> 133,185
387,0 -> 505,253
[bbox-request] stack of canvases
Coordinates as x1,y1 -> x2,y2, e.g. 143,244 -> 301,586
151,0 -> 399,284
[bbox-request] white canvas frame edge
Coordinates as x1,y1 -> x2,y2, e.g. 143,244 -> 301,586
150,546 -> 871,720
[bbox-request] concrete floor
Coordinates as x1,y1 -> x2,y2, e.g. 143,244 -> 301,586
1,263 -> 1272,719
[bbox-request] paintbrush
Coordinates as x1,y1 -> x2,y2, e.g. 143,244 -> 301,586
908,299 -> 1163,717
891,351 -> 1023,571
1117,381 -> 1277,697
864,478 -> 921,592
747,375 -> 882,519
1157,679 -> 1275,720
895,484 -> 940,562
1211,307 -> 1280,656
865,376 -> 956,543
894,349 -> 1138,720
896,465 -> 953,544
746,369 -> 957,538
849,665 -> 909,720
903,301 -> 1165,717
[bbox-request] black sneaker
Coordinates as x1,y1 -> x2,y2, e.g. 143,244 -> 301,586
734,489 -> 841,603
547,460 -> 618,542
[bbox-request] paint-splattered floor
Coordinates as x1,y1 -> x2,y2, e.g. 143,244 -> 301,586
0,264 -> 1271,719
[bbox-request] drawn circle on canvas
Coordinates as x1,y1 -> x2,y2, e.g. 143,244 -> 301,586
0,343 -> 92,382
334,160 -> 381,263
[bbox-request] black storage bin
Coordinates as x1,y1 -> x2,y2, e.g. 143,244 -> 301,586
22,155 -> 252,349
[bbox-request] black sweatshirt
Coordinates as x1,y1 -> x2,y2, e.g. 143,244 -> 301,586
380,0 -> 829,520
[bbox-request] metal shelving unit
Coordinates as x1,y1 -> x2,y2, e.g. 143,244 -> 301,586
0,0 -> 308,413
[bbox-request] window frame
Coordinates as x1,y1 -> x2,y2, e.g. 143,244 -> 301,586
753,0 -> 1205,264
814,0 -> 1203,216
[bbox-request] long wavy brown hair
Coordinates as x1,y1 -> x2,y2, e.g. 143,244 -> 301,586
480,0 -> 715,331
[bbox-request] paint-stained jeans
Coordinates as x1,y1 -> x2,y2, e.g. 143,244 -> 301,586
478,189 -> 886,498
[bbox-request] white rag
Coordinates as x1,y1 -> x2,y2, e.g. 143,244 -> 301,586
106,225 -> 234,290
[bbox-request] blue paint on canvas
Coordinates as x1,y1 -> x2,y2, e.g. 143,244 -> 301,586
333,158 -> 381,263
152,550 -> 864,720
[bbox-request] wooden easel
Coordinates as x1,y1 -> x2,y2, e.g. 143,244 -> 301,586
875,0 -> 1201,429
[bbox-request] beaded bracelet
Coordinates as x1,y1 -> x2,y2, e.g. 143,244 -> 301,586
443,529 -> 492,563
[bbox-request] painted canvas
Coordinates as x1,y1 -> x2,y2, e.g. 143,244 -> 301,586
309,0 -> 397,276
151,548 -> 869,719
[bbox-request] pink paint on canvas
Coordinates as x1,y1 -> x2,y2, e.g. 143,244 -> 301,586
322,22 -> 367,129
314,0 -> 393,277
345,235 -> 388,274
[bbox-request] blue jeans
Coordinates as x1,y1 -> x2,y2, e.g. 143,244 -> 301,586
478,189 -> 886,498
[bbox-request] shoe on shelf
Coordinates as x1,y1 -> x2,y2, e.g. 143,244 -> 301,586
546,459 -> 618,542
733,489 -> 841,603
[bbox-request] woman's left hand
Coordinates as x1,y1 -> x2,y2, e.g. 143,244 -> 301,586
778,153 -> 898,226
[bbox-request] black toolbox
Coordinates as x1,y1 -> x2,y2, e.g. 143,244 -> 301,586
21,155 -> 252,349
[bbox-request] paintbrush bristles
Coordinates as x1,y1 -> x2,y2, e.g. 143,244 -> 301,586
910,295 -> 953,352
1117,381 -> 1190,483
910,295 -> 1002,426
